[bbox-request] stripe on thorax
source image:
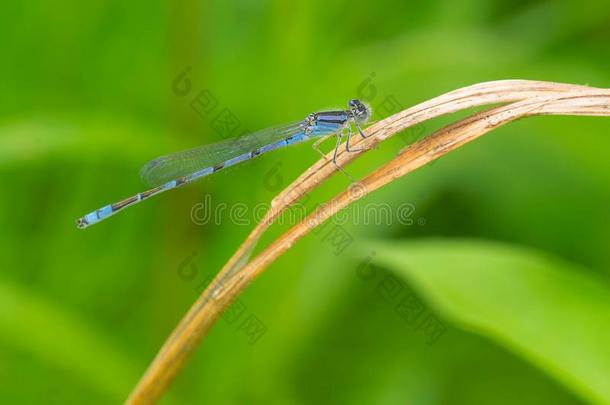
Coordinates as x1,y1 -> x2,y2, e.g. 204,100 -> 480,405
315,111 -> 349,125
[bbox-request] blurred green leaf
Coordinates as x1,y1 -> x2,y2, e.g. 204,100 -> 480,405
368,238 -> 610,404
3,0 -> 610,402
0,280 -> 138,399
0,118 -> 184,166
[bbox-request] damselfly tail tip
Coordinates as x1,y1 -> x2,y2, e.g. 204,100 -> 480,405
76,217 -> 89,229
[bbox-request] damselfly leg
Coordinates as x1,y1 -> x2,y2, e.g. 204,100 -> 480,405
345,126 -> 364,153
311,132 -> 355,181
354,120 -> 367,139
332,131 -> 343,163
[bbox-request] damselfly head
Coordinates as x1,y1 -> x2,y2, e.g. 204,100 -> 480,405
348,99 -> 371,123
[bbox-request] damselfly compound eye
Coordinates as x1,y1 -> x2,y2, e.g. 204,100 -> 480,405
349,99 -> 370,123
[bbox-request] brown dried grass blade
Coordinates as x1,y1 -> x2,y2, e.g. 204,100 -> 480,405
126,81 -> 610,405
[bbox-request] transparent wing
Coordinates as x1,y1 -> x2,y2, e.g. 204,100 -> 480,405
140,121 -> 305,186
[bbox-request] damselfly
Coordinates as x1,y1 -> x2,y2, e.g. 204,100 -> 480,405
76,99 -> 371,229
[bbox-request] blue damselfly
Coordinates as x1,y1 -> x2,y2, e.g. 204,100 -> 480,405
76,99 -> 371,228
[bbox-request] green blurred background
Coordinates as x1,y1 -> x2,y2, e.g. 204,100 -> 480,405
2,0 -> 610,404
